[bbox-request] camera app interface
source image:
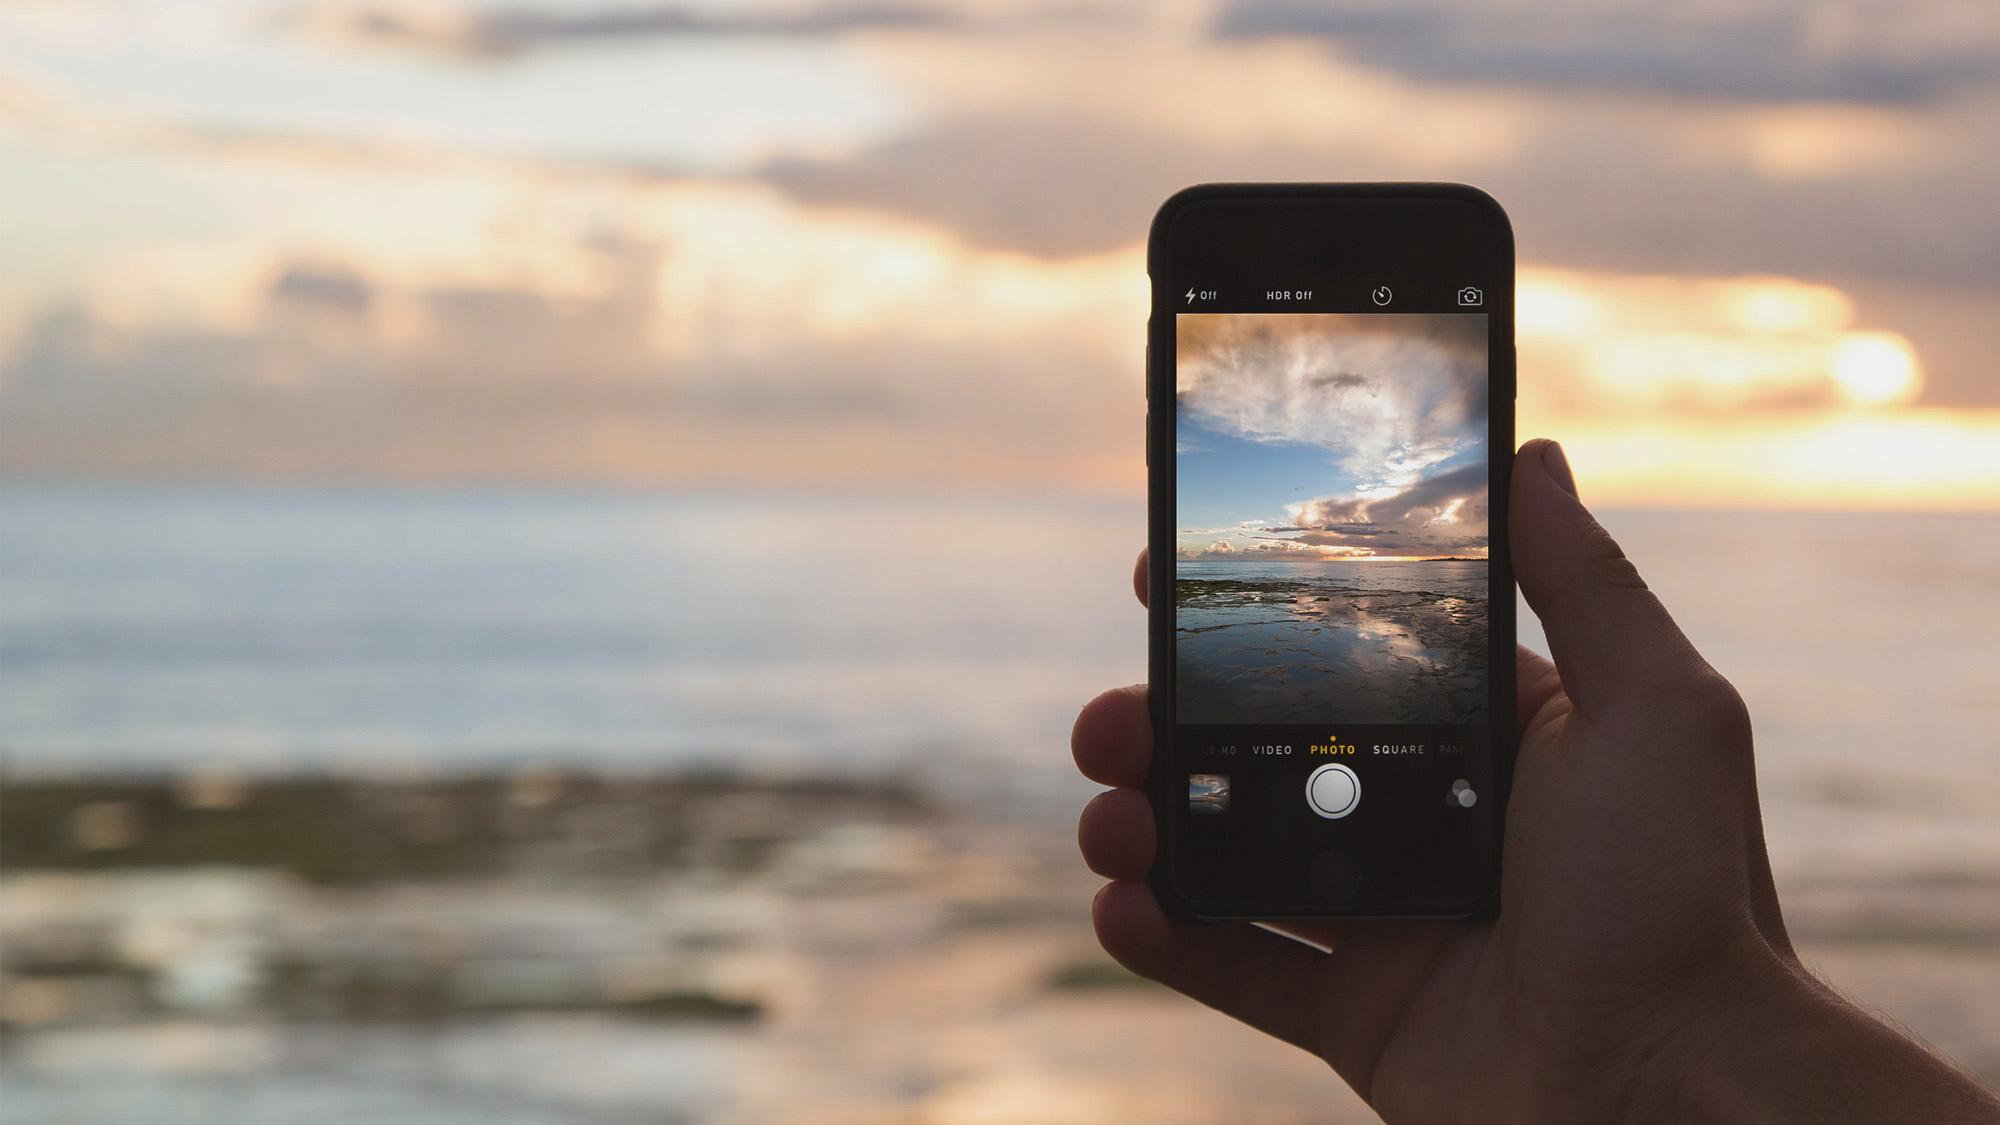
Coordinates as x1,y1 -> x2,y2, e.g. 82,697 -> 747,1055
1174,310 -> 1493,908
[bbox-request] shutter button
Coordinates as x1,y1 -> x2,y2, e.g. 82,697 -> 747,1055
1305,763 -> 1360,819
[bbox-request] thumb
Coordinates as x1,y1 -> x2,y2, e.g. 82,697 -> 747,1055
1510,439 -> 1712,714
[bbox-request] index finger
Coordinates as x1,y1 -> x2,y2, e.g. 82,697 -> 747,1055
1133,548 -> 1148,608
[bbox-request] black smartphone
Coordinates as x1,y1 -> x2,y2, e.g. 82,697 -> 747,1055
1147,183 -> 1515,920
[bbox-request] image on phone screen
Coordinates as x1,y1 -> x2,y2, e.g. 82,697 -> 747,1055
1175,312 -> 1489,726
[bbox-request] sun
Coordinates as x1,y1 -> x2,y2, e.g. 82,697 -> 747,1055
1829,332 -> 1921,406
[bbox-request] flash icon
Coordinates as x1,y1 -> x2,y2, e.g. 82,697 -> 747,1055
1185,288 -> 1196,305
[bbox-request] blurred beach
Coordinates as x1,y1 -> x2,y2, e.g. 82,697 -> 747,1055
3,487 -> 1997,1121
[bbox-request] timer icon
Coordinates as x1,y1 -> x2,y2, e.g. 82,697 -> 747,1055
1371,286 -> 1393,306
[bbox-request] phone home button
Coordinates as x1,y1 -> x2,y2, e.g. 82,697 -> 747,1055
1309,849 -> 1363,902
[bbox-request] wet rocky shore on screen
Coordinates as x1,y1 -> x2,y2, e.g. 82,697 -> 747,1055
1174,575 -> 1489,725
3,771 -> 1999,1118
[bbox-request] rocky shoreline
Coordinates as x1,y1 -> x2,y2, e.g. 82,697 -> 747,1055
0,771 -> 942,1035
3,771 -> 1997,1119
1,772 -> 930,884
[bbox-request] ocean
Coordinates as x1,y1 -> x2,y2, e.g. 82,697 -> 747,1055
0,484 -> 1142,796
3,484 -> 1998,881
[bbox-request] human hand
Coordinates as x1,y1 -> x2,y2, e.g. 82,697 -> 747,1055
1073,438 -> 2000,1122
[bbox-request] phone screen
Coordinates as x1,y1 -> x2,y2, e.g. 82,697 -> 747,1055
1149,186 -> 1513,917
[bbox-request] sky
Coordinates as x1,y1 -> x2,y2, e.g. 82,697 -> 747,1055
2,0 -> 1998,507
1177,313 -> 1488,560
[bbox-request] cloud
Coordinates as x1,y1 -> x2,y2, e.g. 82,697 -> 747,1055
1180,537 -> 1373,560
1213,0 -> 2000,104
0,202 -> 1146,493
5,0 -> 1997,505
751,96 -> 2000,289
674,105 -> 1967,286
1176,313 -> 1487,489
289,1 -> 963,59
1177,467 -> 1489,559
743,26 -> 2000,291
756,108 -> 1477,258
1283,463 -> 1489,556
15,25 -> 1995,295
290,0 -> 2000,108
0,283 -> 1097,488
759,114 -> 1210,258
269,264 -> 376,316
1479,101 -> 2000,289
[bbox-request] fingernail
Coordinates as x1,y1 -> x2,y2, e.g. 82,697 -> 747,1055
1540,440 -> 1578,498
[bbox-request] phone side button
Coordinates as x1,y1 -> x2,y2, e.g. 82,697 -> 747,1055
1309,849 -> 1362,902
1144,343 -> 1152,467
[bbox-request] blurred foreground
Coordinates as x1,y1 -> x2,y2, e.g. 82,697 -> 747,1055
3,489 -> 1999,1122
2,771 -> 1370,1123
3,769 -> 1998,1124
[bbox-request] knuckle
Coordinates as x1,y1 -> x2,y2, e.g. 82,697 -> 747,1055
1578,521 -> 1648,593
1686,670 -> 1752,745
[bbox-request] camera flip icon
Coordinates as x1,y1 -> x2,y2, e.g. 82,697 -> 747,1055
1457,286 -> 1483,307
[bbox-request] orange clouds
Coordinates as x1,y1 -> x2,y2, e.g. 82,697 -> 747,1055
1,0 -> 1996,510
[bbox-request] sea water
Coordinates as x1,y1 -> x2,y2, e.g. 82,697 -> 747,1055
3,485 -> 1998,880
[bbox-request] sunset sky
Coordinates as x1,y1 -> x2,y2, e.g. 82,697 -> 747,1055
3,0 -> 1998,507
